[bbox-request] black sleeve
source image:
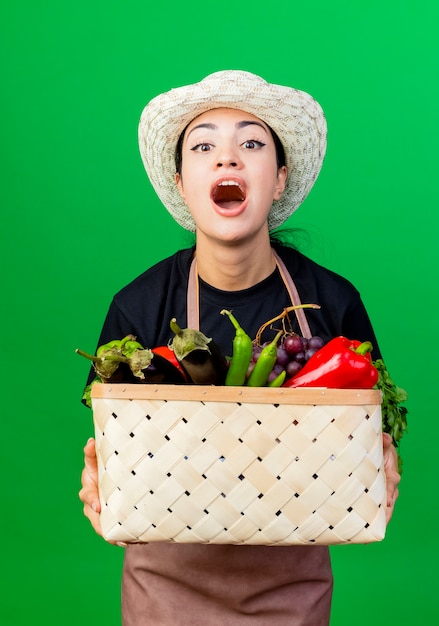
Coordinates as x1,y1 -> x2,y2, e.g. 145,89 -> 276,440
274,244 -> 383,360
83,298 -> 138,388
81,248 -> 193,395
339,293 -> 382,361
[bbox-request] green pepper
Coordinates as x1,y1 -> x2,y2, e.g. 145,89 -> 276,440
77,335 -> 146,381
96,339 -> 122,356
221,309 -> 253,386
246,330 -> 283,387
123,339 -> 145,358
268,370 -> 286,387
96,334 -> 135,357
76,346 -> 128,379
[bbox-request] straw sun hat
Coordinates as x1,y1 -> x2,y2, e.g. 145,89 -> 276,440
138,70 -> 327,231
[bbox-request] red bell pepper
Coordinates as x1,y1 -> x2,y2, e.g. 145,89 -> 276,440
283,336 -> 379,389
152,345 -> 187,381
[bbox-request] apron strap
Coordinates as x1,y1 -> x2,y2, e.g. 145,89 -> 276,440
187,249 -> 312,338
186,255 -> 200,330
271,250 -> 312,338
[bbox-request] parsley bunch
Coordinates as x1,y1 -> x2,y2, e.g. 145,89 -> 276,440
373,358 -> 408,472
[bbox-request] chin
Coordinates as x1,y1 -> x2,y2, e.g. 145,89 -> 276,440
217,226 -> 265,245
197,213 -> 269,244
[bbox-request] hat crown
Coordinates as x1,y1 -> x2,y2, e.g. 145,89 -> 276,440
200,69 -> 267,87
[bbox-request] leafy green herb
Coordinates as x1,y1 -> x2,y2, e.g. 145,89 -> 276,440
82,376 -> 102,409
373,358 -> 408,472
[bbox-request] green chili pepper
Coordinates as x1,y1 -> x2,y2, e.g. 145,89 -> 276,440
268,370 -> 286,387
247,330 -> 283,387
221,309 -> 253,386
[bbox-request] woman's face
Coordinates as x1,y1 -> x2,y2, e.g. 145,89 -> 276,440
175,108 -> 287,244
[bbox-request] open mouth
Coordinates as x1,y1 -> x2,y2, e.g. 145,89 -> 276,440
211,180 -> 246,210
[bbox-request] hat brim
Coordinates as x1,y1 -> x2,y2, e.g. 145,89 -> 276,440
138,70 -> 327,232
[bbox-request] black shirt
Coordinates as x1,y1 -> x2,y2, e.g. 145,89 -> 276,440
86,244 -> 380,387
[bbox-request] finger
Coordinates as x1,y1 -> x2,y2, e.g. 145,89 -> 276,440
78,473 -> 101,513
382,431 -> 392,446
382,433 -> 401,524
386,485 -> 399,524
386,469 -> 400,506
80,439 -> 133,546
83,437 -> 99,485
79,437 -> 101,513
82,500 -> 103,536
83,437 -> 97,466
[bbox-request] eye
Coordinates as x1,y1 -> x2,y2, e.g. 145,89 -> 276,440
191,142 -> 213,152
242,139 -> 266,150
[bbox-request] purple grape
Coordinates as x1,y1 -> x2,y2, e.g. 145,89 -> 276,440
276,347 -> 290,367
305,348 -> 319,361
308,336 -> 325,351
286,360 -> 303,378
272,362 -> 284,376
295,351 -> 306,364
246,362 -> 255,378
283,334 -> 303,355
267,368 -> 285,384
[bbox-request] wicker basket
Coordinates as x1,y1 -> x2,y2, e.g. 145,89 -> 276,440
91,384 -> 386,546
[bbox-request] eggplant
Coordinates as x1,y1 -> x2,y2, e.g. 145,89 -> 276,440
169,318 -> 228,385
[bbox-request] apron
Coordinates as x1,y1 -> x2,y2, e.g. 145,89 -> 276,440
121,250 -> 333,625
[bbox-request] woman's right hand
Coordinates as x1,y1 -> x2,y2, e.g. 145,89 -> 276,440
79,438 -> 127,547
78,437 -> 103,537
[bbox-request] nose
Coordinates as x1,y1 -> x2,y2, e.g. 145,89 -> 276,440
217,161 -> 238,167
216,142 -> 241,169
217,160 -> 237,168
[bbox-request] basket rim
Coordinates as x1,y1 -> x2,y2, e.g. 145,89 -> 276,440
90,383 -> 382,405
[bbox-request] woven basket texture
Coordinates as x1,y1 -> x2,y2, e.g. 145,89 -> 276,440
91,384 -> 386,545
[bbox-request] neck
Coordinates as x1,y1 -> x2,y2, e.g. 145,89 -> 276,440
194,233 -> 276,291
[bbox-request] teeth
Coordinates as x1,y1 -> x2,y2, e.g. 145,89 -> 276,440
218,180 -> 240,187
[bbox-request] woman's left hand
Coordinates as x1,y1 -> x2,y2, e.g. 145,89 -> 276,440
382,432 -> 401,524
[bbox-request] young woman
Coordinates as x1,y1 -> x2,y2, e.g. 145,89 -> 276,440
79,70 -> 400,625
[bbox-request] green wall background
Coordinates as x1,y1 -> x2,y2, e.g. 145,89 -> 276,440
1,1 -> 437,623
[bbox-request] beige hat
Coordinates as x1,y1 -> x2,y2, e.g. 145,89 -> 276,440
138,70 -> 327,231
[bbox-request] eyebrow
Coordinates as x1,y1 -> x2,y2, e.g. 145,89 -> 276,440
186,120 -> 269,138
